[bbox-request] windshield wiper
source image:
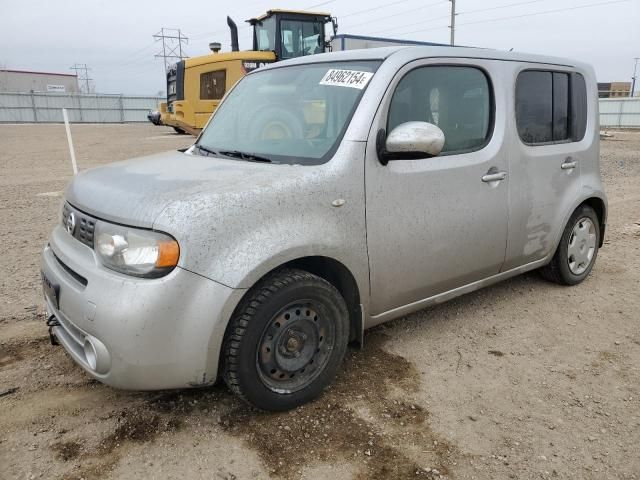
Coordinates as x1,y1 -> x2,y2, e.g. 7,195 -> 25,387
194,145 -> 273,163
219,150 -> 273,163
194,143 -> 218,156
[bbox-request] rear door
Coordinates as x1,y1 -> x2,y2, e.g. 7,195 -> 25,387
365,59 -> 509,316
503,66 -> 589,270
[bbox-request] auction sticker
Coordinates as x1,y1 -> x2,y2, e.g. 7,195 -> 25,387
319,69 -> 374,89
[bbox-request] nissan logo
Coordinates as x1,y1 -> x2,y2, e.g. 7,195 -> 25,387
66,212 -> 76,235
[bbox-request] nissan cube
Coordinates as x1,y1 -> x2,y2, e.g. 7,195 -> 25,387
41,46 -> 606,411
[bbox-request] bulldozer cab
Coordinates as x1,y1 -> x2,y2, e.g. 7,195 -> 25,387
156,9 -> 337,135
248,10 -> 336,60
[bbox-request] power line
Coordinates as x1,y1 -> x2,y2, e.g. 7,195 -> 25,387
94,59 -> 159,76
98,63 -> 160,78
339,1 -> 447,31
304,0 -> 336,10
100,46 -> 159,70
78,42 -> 159,73
458,0 -> 550,16
118,43 -> 157,61
116,51 -> 158,68
190,24 -> 250,42
458,0 -> 631,27
455,0 -> 631,29
336,0 -> 545,36
393,0 -> 632,37
359,13 -> 451,36
125,65 -> 168,79
340,0 -> 417,19
347,0 -> 556,37
70,63 -> 92,93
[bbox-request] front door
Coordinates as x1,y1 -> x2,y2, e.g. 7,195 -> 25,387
365,59 -> 509,316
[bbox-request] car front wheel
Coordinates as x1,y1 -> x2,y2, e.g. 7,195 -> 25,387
222,268 -> 349,411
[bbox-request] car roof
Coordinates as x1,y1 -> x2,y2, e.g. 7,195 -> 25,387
259,45 -> 584,70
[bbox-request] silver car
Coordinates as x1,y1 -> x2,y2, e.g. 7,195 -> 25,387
41,46 -> 606,411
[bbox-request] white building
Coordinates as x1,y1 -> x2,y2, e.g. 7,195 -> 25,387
0,69 -> 80,93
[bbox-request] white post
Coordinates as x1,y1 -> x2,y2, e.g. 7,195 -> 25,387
62,108 -> 78,175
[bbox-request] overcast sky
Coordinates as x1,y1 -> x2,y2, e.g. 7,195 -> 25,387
1,0 -> 638,94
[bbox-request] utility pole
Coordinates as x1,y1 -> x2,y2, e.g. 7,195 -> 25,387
0,63 -> 6,92
449,0 -> 456,46
153,28 -> 189,72
632,57 -> 640,98
70,63 -> 92,93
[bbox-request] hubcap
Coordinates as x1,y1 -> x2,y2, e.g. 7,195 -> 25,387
257,301 -> 335,393
567,217 -> 597,275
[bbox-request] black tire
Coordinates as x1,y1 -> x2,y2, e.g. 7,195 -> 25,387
540,204 -> 600,285
222,268 -> 349,411
172,127 -> 187,134
247,105 -> 304,142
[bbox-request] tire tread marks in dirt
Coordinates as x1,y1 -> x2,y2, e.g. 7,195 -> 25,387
220,330 -> 460,479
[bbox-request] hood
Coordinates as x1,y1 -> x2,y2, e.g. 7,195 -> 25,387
65,150 -> 302,228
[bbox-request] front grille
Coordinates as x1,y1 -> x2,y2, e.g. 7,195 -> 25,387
62,203 -> 96,249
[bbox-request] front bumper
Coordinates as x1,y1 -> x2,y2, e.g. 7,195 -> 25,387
41,224 -> 245,390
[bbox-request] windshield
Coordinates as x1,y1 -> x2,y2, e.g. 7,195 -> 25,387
197,61 -> 380,165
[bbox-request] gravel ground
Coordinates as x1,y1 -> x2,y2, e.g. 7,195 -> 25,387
0,124 -> 639,480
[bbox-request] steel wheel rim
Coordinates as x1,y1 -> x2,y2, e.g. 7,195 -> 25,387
567,217 -> 597,275
256,300 -> 335,394
260,120 -> 292,140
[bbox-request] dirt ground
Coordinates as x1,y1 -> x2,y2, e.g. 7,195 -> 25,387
1,124 -> 639,480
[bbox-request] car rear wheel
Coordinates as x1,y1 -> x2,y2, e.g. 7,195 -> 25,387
222,268 -> 349,411
540,204 -> 600,285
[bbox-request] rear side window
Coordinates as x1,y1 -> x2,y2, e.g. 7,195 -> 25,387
388,66 -> 493,154
516,70 -> 587,144
200,70 -> 226,100
571,73 -> 588,141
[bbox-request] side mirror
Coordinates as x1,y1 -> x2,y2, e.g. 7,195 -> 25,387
376,121 -> 445,165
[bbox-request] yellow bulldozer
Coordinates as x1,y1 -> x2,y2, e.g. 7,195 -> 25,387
158,10 -> 336,135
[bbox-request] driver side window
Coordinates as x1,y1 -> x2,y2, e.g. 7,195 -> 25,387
387,65 -> 493,154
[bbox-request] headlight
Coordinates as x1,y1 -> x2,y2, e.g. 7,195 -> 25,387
94,221 -> 180,278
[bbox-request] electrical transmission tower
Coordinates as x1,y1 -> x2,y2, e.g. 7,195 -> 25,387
153,28 -> 189,71
70,63 -> 93,93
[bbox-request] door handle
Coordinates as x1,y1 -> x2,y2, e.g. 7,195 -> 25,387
561,159 -> 577,170
481,171 -> 507,183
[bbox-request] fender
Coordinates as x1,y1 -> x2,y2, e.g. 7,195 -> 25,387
205,252 -> 369,380
231,251 -> 369,339
546,188 -> 608,264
